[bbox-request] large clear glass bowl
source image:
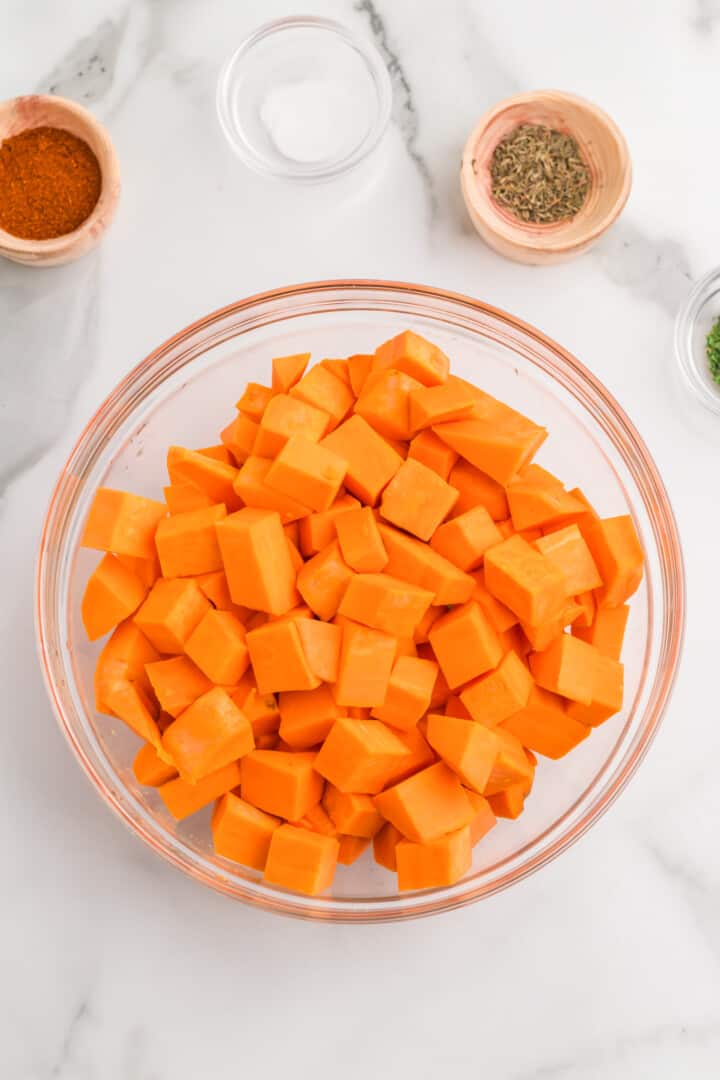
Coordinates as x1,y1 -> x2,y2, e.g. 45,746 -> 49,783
36,281 -> 684,921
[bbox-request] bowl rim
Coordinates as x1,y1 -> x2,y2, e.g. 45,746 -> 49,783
461,89 -> 632,255
215,15 -> 393,181
674,263 -> 720,416
35,278 -> 685,921
0,94 -> 120,255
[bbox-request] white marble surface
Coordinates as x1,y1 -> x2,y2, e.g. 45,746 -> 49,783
2,1 -> 720,1076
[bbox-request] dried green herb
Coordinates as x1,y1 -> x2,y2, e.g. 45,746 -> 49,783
707,316 -> 720,386
490,123 -> 591,224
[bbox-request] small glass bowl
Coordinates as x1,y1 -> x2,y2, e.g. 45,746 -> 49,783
675,265 -> 720,416
216,16 -> 392,182
36,281 -> 684,922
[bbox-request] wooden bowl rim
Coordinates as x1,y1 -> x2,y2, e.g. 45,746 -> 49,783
461,89 -> 632,256
0,94 -> 120,255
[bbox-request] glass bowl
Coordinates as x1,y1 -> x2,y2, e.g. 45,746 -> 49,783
216,17 -> 392,182
675,264 -> 720,415
36,281 -> 684,922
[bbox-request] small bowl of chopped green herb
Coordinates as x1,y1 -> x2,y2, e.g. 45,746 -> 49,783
461,90 -> 631,265
675,266 -> 720,415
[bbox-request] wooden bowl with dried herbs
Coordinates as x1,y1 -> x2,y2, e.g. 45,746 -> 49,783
461,90 -> 631,265
0,95 -> 120,266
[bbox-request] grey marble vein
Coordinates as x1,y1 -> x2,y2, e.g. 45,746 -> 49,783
49,997 -> 91,1078
592,222 -> 694,317
36,0 -> 167,119
38,17 -> 125,103
0,255 -> 100,500
354,0 -> 437,217
642,840 -> 720,965
692,0 -> 720,34
509,1019 -> 720,1079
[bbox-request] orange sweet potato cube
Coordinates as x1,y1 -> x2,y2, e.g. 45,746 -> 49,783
396,825 -> 471,891
380,458 -> 459,541
164,482 -> 215,515
337,835 -> 370,865
93,619 -> 160,713
271,352 -> 309,394
373,822 -> 403,871
293,618 -> 341,683
297,540 -> 353,620
507,470 -> 586,531
465,789 -> 497,844
426,713 -> 501,793
81,553 -> 148,641
374,761 -> 474,842
482,727 -> 535,795
278,684 -> 341,749
487,784 -> 526,819
167,446 -> 240,508
116,551 -> 160,591
448,459 -> 508,520
145,655 -> 212,717
584,515 -> 644,607
573,603 -> 629,660
81,487 -> 166,559
263,824 -> 339,895
211,792 -> 280,871
407,429 -> 458,480
460,650 -> 533,726
241,750 -> 324,820
484,534 -> 567,627
338,572 -> 433,638
371,656 -> 438,731
333,620 -> 397,707
323,787 -> 384,838
254,393 -> 329,457
233,456 -> 312,523
534,523 -> 602,595
408,377 -> 477,430
133,742 -> 178,787
320,414 -> 403,505
161,686 -> 254,782
373,329 -> 450,386
502,685 -> 590,758
235,382 -> 273,420
220,412 -> 259,465
379,523 -> 474,606
430,505 -> 503,571
103,679 -> 162,745
289,363 -> 354,431
315,717 -> 411,794
216,507 -> 299,615
134,577 -> 211,653
355,369 -> 423,441
159,760 -> 243,820
297,494 -> 360,556
565,651 -> 624,727
429,601 -> 502,689
529,634 -> 598,704
471,568 -> 519,632
155,503 -> 227,578
185,608 -> 250,685
247,619 -> 321,693
433,392 -> 547,486
334,506 -> 388,572
265,435 -> 347,513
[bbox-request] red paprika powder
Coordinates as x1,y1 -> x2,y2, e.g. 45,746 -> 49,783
0,125 -> 101,240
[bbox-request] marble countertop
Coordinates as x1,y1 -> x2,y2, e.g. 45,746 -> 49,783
2,1 -> 719,1077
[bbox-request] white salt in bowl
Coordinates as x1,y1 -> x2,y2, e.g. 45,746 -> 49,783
216,16 -> 392,182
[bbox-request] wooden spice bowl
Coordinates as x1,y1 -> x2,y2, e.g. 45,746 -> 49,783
0,95 -> 120,266
461,90 -> 631,265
